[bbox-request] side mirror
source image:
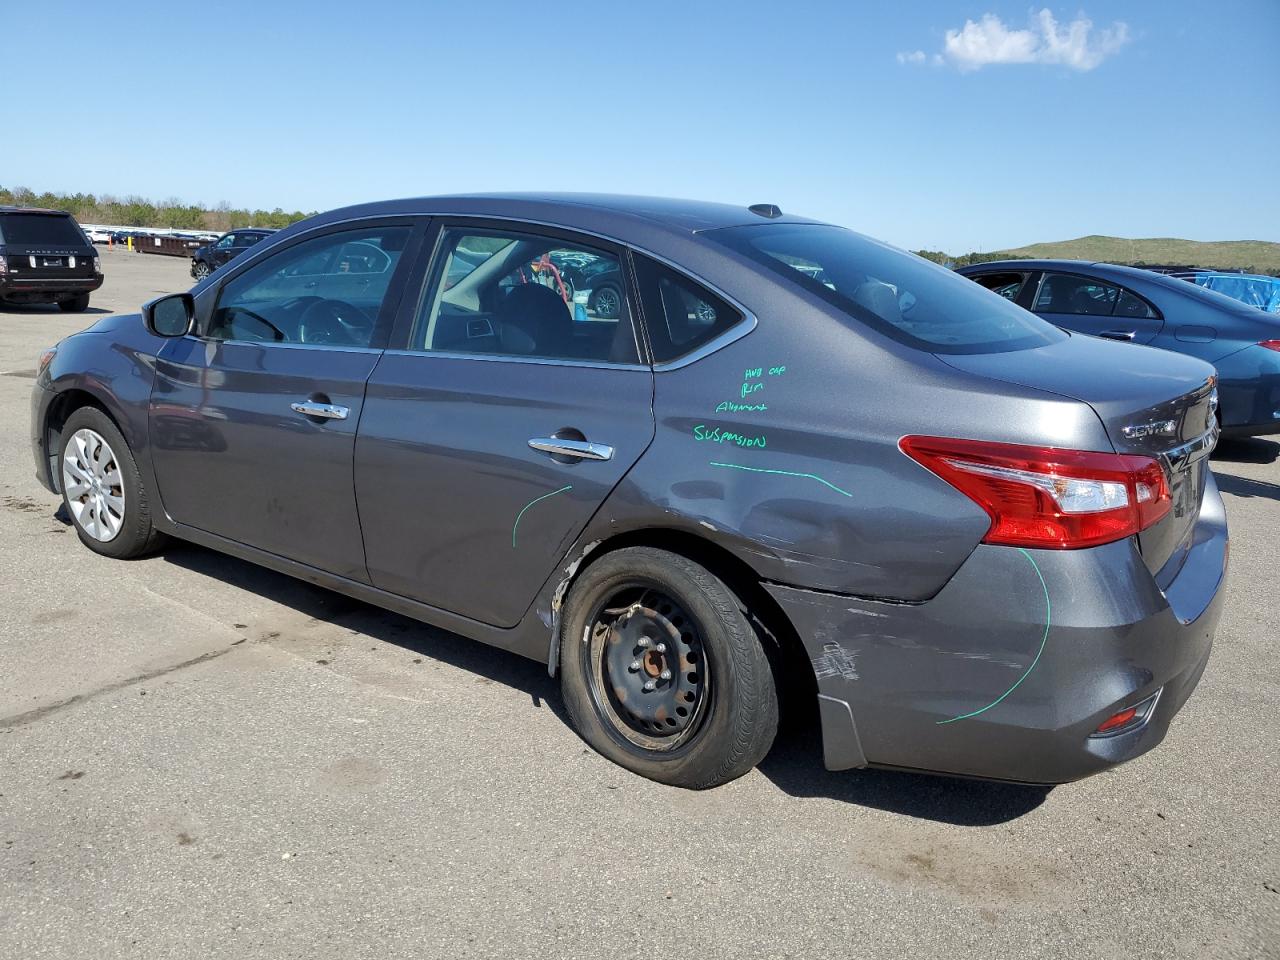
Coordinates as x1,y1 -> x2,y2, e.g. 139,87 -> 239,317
144,293 -> 194,338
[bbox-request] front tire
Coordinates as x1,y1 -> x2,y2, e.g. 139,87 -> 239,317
588,282 -> 622,320
559,547 -> 778,789
58,407 -> 164,559
59,293 -> 90,313
192,260 -> 211,280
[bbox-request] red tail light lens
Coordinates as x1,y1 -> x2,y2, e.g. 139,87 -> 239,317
1095,707 -> 1138,734
1259,340 -> 1280,353
899,436 -> 1172,549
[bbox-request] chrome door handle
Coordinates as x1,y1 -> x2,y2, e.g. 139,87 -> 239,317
1100,329 -> 1137,341
528,437 -> 614,461
291,401 -> 349,420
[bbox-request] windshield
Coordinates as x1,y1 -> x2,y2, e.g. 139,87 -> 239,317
0,212 -> 87,247
708,223 -> 1066,354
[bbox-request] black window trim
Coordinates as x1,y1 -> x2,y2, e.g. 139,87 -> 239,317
192,215 -> 425,351
1029,269 -> 1164,321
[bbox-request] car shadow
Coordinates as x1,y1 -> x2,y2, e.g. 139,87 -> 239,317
1211,436 -> 1279,464
0,303 -> 111,315
157,540 -> 565,716
754,710 -> 1050,825
1213,472 -> 1280,503
155,538 -> 1049,824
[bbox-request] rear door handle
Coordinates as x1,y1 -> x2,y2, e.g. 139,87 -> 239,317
528,437 -> 614,461
291,401 -> 349,420
1100,329 -> 1137,341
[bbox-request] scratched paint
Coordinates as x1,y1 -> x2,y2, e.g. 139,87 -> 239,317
813,641 -> 860,681
511,484 -> 573,548
709,461 -> 853,497
936,547 -> 1051,724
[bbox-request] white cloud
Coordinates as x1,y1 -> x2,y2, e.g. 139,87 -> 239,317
901,9 -> 1129,72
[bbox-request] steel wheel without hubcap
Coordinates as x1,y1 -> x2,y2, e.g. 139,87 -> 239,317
62,428 -> 125,542
584,583 -> 710,752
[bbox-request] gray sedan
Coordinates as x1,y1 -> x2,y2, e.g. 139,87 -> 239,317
30,195 -> 1227,788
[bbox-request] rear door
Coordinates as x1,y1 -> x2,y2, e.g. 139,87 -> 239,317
355,220 -> 655,628
150,219 -> 421,580
1032,271 -> 1165,344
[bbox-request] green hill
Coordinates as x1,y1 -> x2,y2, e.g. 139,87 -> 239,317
992,235 -> 1280,273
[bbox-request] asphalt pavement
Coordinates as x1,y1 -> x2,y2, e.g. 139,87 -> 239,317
1,247 -> 1276,959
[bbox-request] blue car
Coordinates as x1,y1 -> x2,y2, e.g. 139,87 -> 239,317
958,260 -> 1280,436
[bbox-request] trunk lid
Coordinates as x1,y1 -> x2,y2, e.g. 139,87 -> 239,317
939,333 -> 1218,575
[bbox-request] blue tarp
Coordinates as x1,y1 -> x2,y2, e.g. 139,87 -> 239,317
1189,273 -> 1280,314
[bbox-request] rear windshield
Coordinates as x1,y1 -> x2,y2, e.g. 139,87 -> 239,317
0,212 -> 87,247
708,223 -> 1066,354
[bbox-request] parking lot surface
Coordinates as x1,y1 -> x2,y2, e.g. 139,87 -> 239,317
1,248 -> 1277,959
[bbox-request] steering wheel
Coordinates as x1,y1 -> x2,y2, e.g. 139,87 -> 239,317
297,299 -> 372,346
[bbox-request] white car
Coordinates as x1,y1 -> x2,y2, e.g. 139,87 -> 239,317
84,227 -> 112,244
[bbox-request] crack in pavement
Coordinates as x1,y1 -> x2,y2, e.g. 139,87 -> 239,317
0,644 -> 242,731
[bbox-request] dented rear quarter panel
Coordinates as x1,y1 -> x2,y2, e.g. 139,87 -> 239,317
568,285 -> 1114,603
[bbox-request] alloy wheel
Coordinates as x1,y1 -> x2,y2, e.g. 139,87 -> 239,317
62,428 -> 125,542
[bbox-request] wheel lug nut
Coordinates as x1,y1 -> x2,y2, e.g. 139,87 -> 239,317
642,680 -> 656,692
637,638 -> 651,648
629,660 -> 641,671
655,643 -> 666,653
659,669 -> 672,680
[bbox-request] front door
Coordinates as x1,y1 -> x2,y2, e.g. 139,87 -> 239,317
150,221 -> 419,580
355,222 -> 655,627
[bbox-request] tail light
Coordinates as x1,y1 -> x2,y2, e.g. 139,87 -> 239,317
1258,340 -> 1280,353
899,436 -> 1171,549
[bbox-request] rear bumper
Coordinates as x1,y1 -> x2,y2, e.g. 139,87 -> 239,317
769,472 -> 1228,784
0,275 -> 103,302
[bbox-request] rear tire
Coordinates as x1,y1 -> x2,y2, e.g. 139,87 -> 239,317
59,294 -> 90,313
58,407 -> 164,559
559,547 -> 778,789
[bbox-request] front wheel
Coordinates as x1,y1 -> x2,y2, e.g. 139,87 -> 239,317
192,260 -> 211,280
559,547 -> 778,789
59,293 -> 90,312
58,407 -> 164,559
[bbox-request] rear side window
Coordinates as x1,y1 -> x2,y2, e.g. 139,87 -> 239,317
1034,274 -> 1119,316
411,227 -> 640,364
0,213 -> 86,246
972,271 -> 1030,302
708,224 -> 1064,354
1115,288 -> 1159,319
631,254 -> 742,363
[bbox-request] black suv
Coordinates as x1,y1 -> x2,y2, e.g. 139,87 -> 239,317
0,207 -> 103,312
190,229 -> 276,280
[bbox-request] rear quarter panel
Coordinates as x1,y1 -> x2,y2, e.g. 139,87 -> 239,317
571,283 -> 1114,602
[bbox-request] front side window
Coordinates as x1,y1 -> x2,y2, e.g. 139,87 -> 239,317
709,224 -> 1065,354
631,254 -> 743,363
412,227 -> 639,364
215,234 -> 235,250
972,271 -> 1030,302
206,226 -> 410,346
1034,274 -> 1120,316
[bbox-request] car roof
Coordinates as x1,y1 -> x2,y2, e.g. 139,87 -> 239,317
957,258 -> 1176,283
306,193 -> 821,238
0,205 -> 74,217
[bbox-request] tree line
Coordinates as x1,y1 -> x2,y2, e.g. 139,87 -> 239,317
0,185 -> 313,233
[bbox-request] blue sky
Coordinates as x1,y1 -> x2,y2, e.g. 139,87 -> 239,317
5,1 -> 1277,251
